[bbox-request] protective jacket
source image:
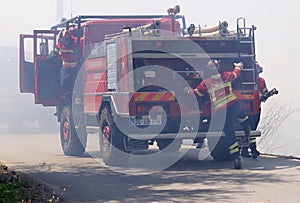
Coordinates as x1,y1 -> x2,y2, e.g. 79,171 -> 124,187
191,66 -> 241,110
257,77 -> 268,96
54,34 -> 77,68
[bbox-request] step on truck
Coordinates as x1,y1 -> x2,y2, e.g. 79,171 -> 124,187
19,5 -> 261,166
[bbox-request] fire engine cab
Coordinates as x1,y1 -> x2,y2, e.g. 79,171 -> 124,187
19,6 -> 261,166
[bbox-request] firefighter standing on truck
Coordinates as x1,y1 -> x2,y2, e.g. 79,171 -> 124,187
48,29 -> 78,100
241,63 -> 266,159
187,60 -> 251,169
256,63 -> 269,127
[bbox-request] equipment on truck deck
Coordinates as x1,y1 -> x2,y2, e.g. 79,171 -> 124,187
184,21 -> 230,37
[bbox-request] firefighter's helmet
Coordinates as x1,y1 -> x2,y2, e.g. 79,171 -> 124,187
58,29 -> 74,46
58,29 -> 71,38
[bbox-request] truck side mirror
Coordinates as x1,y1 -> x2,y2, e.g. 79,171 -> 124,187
39,42 -> 48,56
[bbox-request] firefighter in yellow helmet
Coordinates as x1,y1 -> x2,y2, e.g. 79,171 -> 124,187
48,29 -> 78,99
187,60 -> 251,169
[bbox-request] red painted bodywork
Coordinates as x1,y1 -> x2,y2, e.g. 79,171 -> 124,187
19,10 -> 260,127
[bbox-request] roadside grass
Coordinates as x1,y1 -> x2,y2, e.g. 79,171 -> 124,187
0,162 -> 63,203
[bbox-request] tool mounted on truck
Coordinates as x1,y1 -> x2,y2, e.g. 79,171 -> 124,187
19,5 -> 262,166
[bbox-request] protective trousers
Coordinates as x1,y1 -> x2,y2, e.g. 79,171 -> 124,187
225,100 -> 250,158
60,67 -> 78,100
213,102 -> 241,159
241,108 -> 259,155
249,137 -> 257,151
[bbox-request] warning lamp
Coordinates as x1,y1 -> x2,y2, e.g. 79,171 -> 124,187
136,104 -> 166,115
137,105 -> 143,113
136,104 -> 149,115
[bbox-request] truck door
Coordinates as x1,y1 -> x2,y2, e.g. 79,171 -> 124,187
19,34 -> 35,94
19,30 -> 60,106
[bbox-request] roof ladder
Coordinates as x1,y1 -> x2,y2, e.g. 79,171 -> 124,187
236,17 -> 257,90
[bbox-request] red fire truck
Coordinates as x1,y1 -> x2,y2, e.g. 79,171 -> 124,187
19,6 -> 261,166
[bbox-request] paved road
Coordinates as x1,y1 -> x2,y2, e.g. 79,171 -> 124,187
1,133 -> 300,203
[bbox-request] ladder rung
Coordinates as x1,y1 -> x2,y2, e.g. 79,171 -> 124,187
242,82 -> 256,85
240,41 -> 253,44
240,54 -> 255,57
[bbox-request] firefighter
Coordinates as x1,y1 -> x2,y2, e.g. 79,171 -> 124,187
187,60 -> 251,169
241,63 -> 266,159
48,29 -> 79,100
256,63 -> 268,127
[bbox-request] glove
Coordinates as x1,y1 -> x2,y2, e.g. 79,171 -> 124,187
260,94 -> 267,102
234,62 -> 243,69
46,50 -> 58,61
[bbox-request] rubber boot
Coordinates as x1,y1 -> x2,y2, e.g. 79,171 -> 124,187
249,143 -> 260,159
234,156 -> 242,169
241,147 -> 251,158
229,141 -> 242,169
231,148 -> 242,169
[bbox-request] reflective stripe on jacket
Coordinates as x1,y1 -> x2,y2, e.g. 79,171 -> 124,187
55,40 -> 77,68
194,66 -> 241,110
257,76 -> 268,107
257,77 -> 268,95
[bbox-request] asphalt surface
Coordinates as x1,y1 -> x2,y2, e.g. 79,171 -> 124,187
1,133 -> 300,203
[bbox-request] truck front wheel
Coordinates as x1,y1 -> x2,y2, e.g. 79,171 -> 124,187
60,105 -> 86,156
99,106 -> 129,166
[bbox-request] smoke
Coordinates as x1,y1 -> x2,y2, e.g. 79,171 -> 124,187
257,78 -> 300,157
0,47 -> 58,135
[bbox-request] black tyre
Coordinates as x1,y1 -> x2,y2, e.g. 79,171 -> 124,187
99,106 -> 129,166
60,105 -> 86,156
157,139 -> 182,152
207,136 -> 233,161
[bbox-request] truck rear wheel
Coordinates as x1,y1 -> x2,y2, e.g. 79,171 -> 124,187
99,106 -> 129,166
207,136 -> 233,161
60,105 -> 86,156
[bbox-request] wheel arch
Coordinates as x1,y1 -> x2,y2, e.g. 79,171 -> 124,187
97,95 -> 117,123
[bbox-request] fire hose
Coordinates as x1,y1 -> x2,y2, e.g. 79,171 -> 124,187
261,88 -> 279,102
122,20 -> 161,36
184,21 -> 229,36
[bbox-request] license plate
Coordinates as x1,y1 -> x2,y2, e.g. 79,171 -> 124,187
134,116 -> 162,126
